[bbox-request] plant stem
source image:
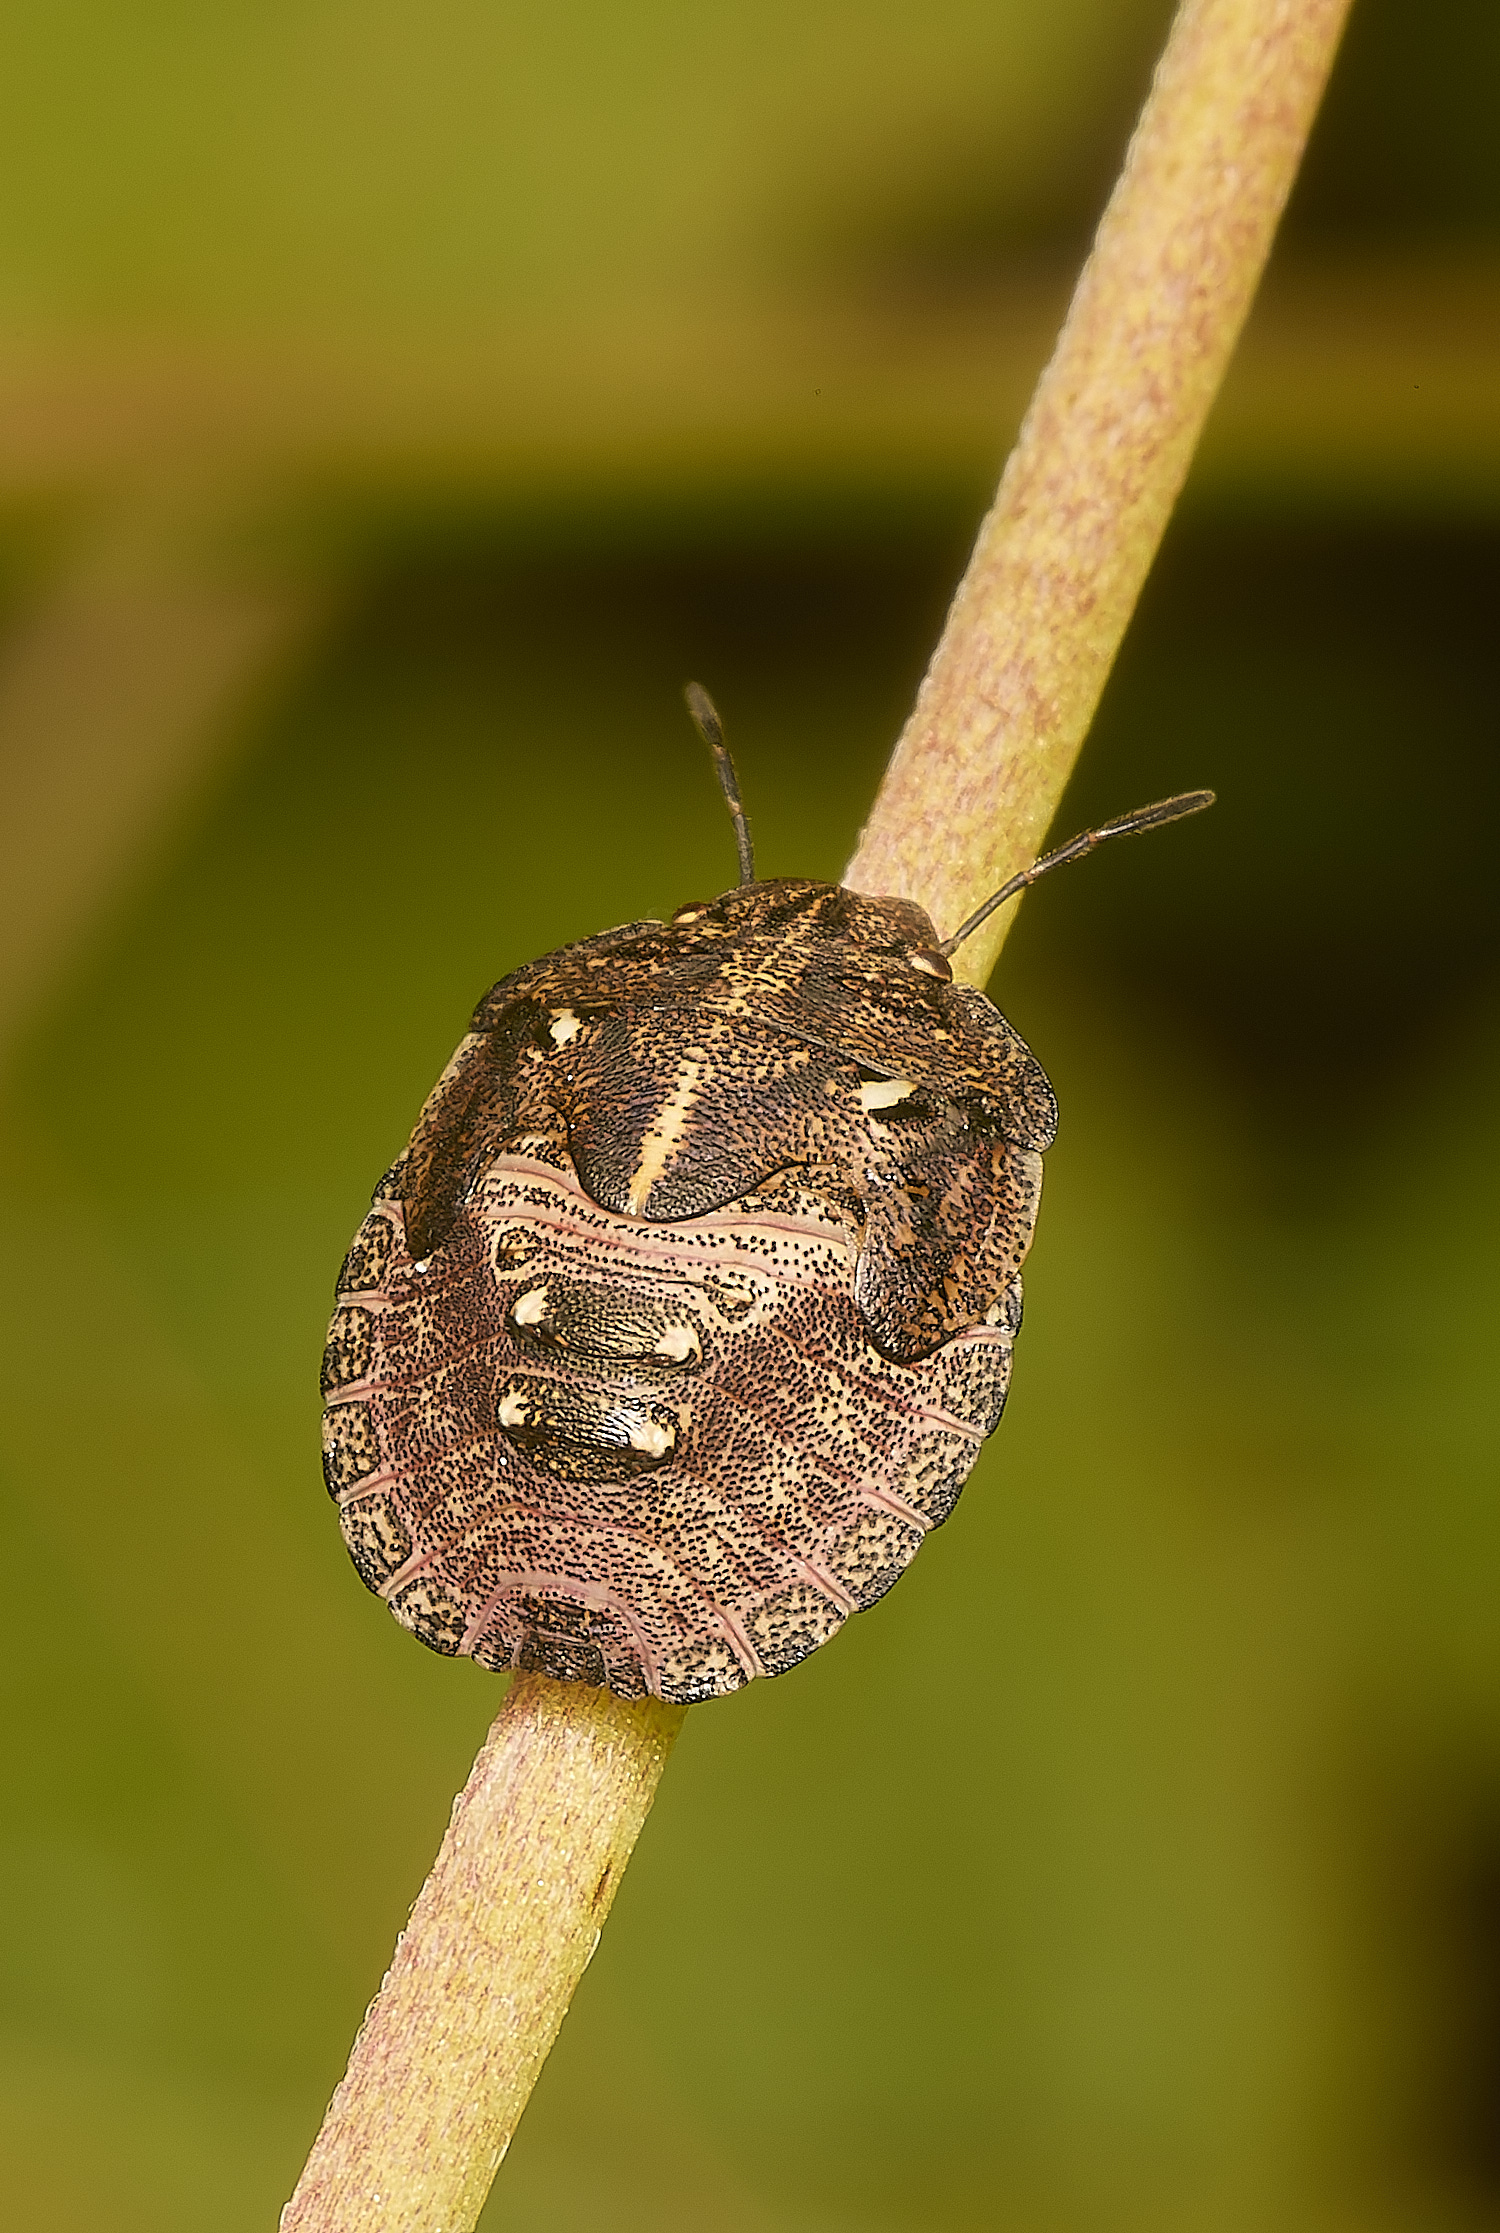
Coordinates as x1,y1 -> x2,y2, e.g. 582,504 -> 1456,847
845,0 -> 1354,987
282,2 -> 1352,2225
281,1677 -> 684,2231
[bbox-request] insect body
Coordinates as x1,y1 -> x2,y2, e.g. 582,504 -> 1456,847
322,694 -> 1210,1703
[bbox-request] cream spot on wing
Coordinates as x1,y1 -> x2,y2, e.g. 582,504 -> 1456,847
497,1389 -> 528,1428
626,1059 -> 701,1215
654,1323 -> 699,1363
910,954 -> 944,977
549,1008 -> 582,1046
512,1286 -> 549,1325
859,1076 -> 915,1113
628,1417 -> 673,1457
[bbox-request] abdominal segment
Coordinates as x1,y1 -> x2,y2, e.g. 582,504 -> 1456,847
323,1152 -> 1018,1702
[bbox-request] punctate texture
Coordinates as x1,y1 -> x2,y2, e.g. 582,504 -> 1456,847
322,879 -> 1055,1702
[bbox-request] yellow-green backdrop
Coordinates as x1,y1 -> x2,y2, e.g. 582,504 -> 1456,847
1,4 -> 1498,2228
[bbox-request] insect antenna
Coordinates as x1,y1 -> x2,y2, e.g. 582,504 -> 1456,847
937,789 -> 1215,958
684,682 -> 756,885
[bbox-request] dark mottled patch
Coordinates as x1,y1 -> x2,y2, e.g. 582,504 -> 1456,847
992,1273 -> 1024,1340
821,1507 -> 925,1610
321,1402 -> 380,1495
517,1630 -> 607,1686
911,1466 -> 967,1529
337,1213 -> 396,1296
469,1627 -> 516,1675
745,1582 -> 845,1678
941,1333 -> 1016,1435
321,1306 -> 374,1393
657,1637 -> 749,1704
388,1575 -> 467,1655
339,1494 -> 412,1591
603,1653 -> 648,1700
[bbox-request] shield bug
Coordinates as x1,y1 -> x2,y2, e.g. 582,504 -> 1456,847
322,690 -> 1211,1703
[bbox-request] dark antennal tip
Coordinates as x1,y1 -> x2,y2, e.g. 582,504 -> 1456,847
683,681 -> 755,886
938,786 -> 1216,958
1110,787 -> 1216,834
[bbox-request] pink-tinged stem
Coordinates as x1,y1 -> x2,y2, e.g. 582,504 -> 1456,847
283,2 -> 1353,2225
281,1678 -> 684,2231
845,0 -> 1355,988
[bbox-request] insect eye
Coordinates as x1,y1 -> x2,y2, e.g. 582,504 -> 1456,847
909,950 -> 952,981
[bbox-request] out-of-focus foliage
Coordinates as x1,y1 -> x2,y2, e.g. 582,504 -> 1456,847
0,0 -> 1169,327
0,5 -> 1497,2231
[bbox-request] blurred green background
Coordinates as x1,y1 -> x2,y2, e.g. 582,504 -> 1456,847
1,2 -> 1498,2228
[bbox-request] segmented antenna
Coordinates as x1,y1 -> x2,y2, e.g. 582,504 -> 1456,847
684,682 -> 755,886
938,789 -> 1215,958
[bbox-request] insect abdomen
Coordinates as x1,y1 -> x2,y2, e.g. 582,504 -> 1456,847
322,1153 -> 1018,1702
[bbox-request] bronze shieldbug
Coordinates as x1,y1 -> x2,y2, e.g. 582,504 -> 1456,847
321,691 -> 1210,1704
